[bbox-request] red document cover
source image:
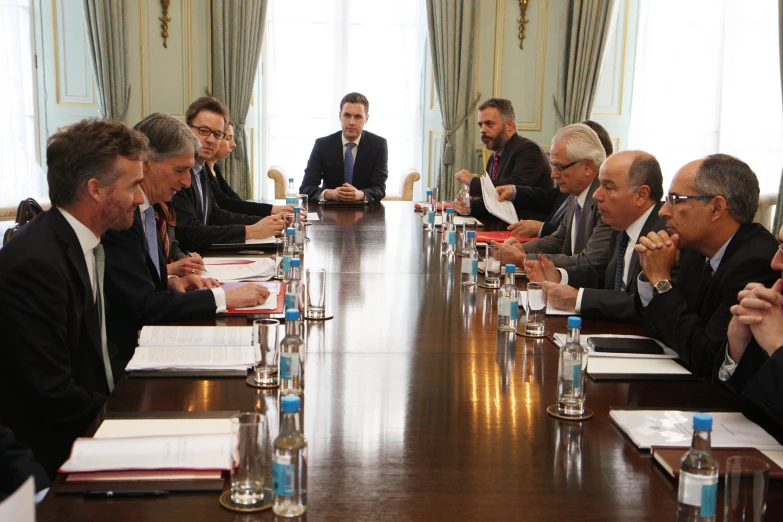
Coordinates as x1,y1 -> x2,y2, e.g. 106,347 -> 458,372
475,231 -> 537,244
414,201 -> 454,211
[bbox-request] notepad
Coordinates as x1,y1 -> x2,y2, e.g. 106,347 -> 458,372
552,334 -> 678,359
586,357 -> 691,376
201,258 -> 275,281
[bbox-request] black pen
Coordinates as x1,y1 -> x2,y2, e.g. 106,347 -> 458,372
84,490 -> 169,498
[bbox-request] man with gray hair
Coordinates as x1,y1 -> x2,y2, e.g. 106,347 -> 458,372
102,113 -> 271,363
497,122 -> 613,271
634,154 -> 779,374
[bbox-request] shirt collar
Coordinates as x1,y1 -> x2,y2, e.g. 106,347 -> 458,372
139,191 -> 152,214
192,162 -> 204,176
342,133 -> 362,148
575,183 -> 591,208
624,204 -> 656,245
709,232 -> 736,272
58,207 -> 100,254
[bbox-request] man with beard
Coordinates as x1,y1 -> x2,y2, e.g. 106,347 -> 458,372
0,119 -> 147,478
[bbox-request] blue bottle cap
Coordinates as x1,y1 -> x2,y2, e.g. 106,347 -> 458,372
505,264 -> 516,273
282,395 -> 301,413
290,258 -> 301,267
293,207 -> 300,213
567,316 -> 582,328
467,231 -> 476,238
288,178 -> 294,182
285,308 -> 300,321
286,228 -> 295,235
693,413 -> 713,431
447,207 -> 454,214
426,189 -> 433,195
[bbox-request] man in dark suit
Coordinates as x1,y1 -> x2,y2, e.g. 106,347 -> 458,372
299,92 -> 388,203
173,97 -> 284,252
720,226 -> 783,428
635,154 -> 779,374
0,423 -> 49,501
498,123 -> 613,271
0,119 -> 147,477
103,113 -> 271,363
526,151 -> 666,323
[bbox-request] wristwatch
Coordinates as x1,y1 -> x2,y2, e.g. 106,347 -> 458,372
652,279 -> 673,296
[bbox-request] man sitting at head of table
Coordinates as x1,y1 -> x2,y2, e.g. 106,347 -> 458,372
299,92 -> 389,203
0,119 -> 147,478
102,113 -> 272,364
491,123 -> 613,271
524,151 -> 666,324
172,96 -> 284,252
206,119 -> 293,217
720,224 -> 783,428
634,154 -> 778,375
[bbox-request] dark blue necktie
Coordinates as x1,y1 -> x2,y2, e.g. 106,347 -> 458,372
198,168 -> 209,223
613,232 -> 630,291
344,142 -> 356,185
143,207 -> 161,278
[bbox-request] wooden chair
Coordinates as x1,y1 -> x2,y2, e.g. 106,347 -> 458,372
383,169 -> 421,201
267,166 -> 288,199
754,193 -> 777,233
3,198 -> 45,245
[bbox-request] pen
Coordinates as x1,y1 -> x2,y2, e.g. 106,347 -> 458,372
536,250 -> 548,282
84,490 -> 169,498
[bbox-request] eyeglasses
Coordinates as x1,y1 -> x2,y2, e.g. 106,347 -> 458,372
189,125 -> 226,140
550,159 -> 584,173
664,194 -> 717,207
777,242 -> 783,257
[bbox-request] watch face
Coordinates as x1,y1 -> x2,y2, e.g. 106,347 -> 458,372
654,280 -> 672,294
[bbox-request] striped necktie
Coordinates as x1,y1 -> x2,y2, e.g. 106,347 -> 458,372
613,232 -> 630,291
93,244 -> 114,393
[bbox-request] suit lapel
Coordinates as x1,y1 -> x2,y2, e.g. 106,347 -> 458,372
562,198 -> 577,255
353,132 -> 370,185
495,134 -> 519,180
574,177 -> 600,253
190,169 -> 205,223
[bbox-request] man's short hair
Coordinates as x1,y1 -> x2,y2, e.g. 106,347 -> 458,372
478,97 -> 516,123
552,123 -> 606,171
185,96 -> 229,128
340,92 -> 369,113
47,119 -> 148,208
134,113 -> 199,163
581,120 -> 613,156
627,152 -> 664,201
694,154 -> 759,224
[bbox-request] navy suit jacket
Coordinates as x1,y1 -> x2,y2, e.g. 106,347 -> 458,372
0,422 -> 49,499
300,130 -> 388,202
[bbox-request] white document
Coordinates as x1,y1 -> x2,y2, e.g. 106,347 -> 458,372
518,291 -> 575,316
551,333 -> 678,359
609,410 -> 783,451
761,450 -> 783,469
126,345 -> 256,371
59,433 -> 234,472
587,357 -> 691,376
479,175 -> 519,225
138,326 -> 254,347
0,476 -> 35,522
203,258 -> 275,281
434,215 -> 483,227
94,418 -> 233,439
477,260 -> 524,274
241,238 -> 277,245
307,212 -> 320,221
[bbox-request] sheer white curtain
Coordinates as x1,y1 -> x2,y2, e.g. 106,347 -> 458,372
628,0 -> 783,193
261,0 -> 426,198
0,0 -> 43,207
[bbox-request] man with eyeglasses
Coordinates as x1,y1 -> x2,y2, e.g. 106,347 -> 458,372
634,154 -> 778,374
172,96 -> 284,251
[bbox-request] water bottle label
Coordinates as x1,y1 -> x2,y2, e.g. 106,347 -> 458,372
461,259 -> 472,274
678,471 -> 718,512
272,458 -> 295,497
279,353 -> 300,380
427,211 -> 435,224
700,483 -> 718,518
498,296 -> 511,317
283,256 -> 290,273
447,231 -> 456,245
471,259 -> 478,276
286,197 -> 297,205
285,292 -> 298,310
571,363 -> 582,389
295,231 -> 303,244
510,300 -> 518,320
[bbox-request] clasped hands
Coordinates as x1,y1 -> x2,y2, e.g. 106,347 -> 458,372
323,184 -> 365,202
728,279 -> 783,362
634,230 -> 680,285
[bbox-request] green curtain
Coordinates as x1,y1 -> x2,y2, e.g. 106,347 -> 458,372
553,0 -> 616,126
83,0 -> 130,121
426,0 -> 480,200
774,0 -> 783,233
211,0 -> 267,199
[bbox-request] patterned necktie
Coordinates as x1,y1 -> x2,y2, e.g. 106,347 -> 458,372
613,232 -> 630,291
199,168 -> 209,223
93,244 -> 114,393
573,202 -> 583,235
154,203 -> 173,261
492,152 -> 500,180
344,142 -> 356,184
143,206 -> 161,278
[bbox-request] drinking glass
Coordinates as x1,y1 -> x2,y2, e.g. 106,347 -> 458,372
248,319 -> 279,387
275,236 -> 286,279
306,268 -> 326,318
298,194 -> 309,223
431,187 -> 440,213
485,244 -> 502,288
525,281 -> 547,336
230,412 -> 267,506
284,213 -> 295,229
724,456 -> 770,522
463,221 -> 477,255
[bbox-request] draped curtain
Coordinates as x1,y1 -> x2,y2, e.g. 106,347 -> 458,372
775,0 -> 783,232
211,0 -> 267,199
553,0 -> 616,126
82,0 -> 130,121
425,0 -> 479,199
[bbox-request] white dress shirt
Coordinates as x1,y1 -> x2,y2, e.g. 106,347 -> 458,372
59,207 -> 100,300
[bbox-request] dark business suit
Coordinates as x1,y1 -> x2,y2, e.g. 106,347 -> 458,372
469,133 -> 552,201
299,130 -> 388,202
102,206 -> 217,363
521,177 -> 613,270
510,186 -> 570,235
0,423 -> 49,499
208,163 -> 273,217
640,223 -> 779,375
172,165 -> 260,251
566,202 -> 666,323
0,208 -> 116,478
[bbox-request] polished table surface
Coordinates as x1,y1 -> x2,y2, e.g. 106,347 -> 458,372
38,202 -> 783,521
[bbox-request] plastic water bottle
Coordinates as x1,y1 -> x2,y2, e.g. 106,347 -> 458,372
422,189 -> 434,230
279,309 -> 304,396
677,414 -> 719,522
272,395 -> 307,517
441,208 -> 457,257
461,230 -> 478,287
557,317 -> 587,416
457,183 -> 471,215
292,207 -> 305,249
282,228 -> 300,281
286,178 -> 298,205
497,264 -> 519,331
285,259 -> 302,312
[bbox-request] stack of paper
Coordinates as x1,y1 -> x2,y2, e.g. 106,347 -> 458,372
434,215 -> 483,227
203,258 -> 275,281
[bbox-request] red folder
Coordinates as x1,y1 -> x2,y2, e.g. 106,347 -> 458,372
414,202 -> 454,211
475,231 -> 537,244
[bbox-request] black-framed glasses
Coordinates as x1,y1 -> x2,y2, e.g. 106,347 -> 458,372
550,158 -> 584,173
189,125 -> 226,140
664,194 -> 718,207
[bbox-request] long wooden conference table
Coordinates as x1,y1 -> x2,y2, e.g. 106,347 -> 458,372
38,202 -> 782,521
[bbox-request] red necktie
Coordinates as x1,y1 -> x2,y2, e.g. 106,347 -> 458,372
492,153 -> 500,181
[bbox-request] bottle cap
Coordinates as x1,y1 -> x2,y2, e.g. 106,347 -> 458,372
288,178 -> 294,182
281,395 -> 300,413
447,207 -> 454,214
467,231 -> 476,238
426,189 -> 433,195
567,316 -> 582,328
693,413 -> 713,431
285,308 -> 300,321
286,228 -> 295,235
290,258 -> 301,267
505,264 -> 516,273
293,207 -> 300,213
